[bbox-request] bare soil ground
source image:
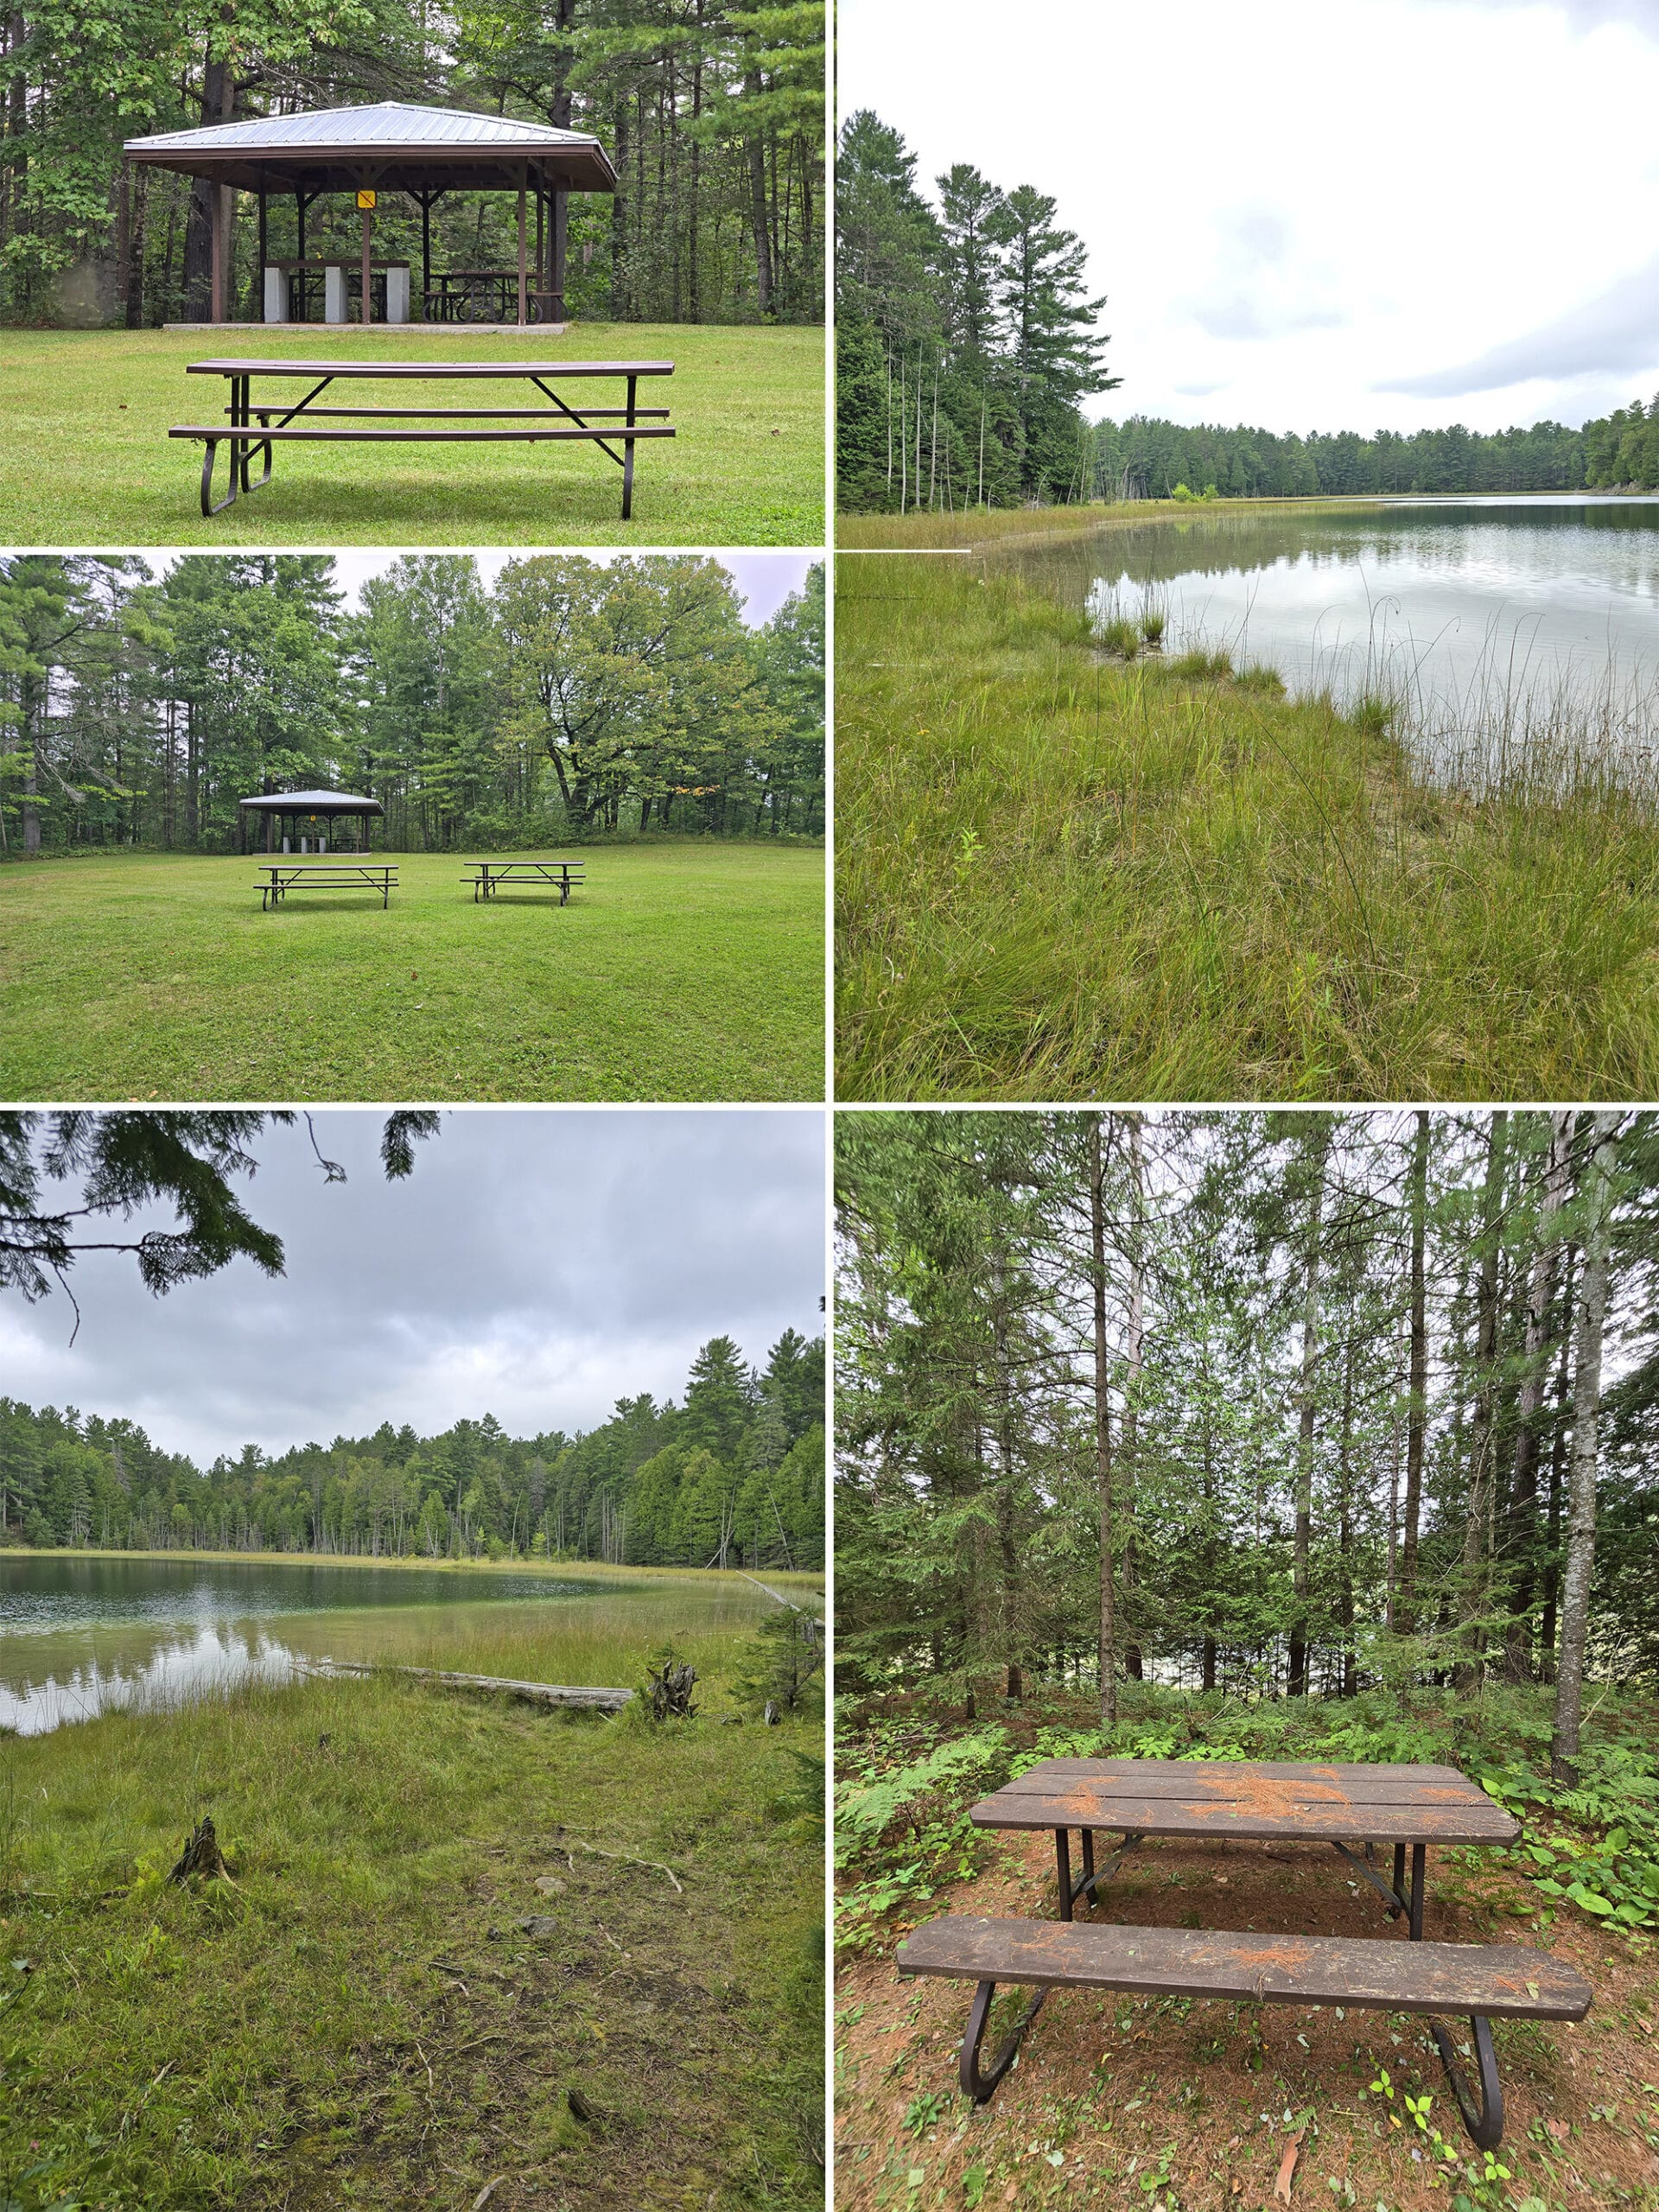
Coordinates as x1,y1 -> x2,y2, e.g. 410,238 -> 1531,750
836,1828 -> 1659,2212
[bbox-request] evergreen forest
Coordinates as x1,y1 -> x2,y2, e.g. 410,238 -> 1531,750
0,0 -> 823,327
836,1110 -> 1659,1737
1,1329 -> 826,1567
836,110 -> 1657,511
0,551 -> 823,855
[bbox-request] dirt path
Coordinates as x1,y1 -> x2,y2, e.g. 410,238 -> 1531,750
836,1828 -> 1659,2211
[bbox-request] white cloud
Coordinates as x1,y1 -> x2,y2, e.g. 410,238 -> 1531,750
839,0 -> 1659,431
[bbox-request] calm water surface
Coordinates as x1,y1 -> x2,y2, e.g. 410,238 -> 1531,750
0,1554 -> 630,1733
1005,498 -> 1659,746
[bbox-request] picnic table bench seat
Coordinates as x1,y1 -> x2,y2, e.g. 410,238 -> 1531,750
898,1914 -> 1592,2147
173,358 -> 675,520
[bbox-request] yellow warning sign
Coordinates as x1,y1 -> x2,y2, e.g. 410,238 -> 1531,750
356,189 -> 377,210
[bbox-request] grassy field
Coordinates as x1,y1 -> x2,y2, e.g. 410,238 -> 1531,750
0,324 -> 823,546
1,1560 -> 824,2210
0,843 -> 824,1102
836,1686 -> 1659,2212
836,553 -> 1659,1102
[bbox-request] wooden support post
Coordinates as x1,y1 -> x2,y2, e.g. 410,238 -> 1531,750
551,186 -> 568,320
535,185 -> 543,315
517,168 -> 528,327
257,189 -> 267,283
360,204 -> 372,324
421,193 -> 431,314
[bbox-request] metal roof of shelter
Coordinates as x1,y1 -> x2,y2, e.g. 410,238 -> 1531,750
239,791 -> 384,814
124,101 -> 617,194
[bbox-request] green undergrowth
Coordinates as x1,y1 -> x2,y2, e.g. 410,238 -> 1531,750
0,324 -> 824,546
835,554 -> 1659,1100
833,1683 -> 1659,1959
0,843 -> 824,1101
0,1609 -> 823,2209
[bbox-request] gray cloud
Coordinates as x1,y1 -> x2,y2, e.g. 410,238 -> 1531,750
1379,251 -> 1659,397
1195,298 -> 1348,342
4,1109 -> 826,1461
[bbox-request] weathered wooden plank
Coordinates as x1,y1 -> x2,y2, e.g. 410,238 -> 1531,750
896,1916 -> 1592,2021
993,1767 -> 1495,1807
969,1791 -> 1518,1844
1012,1760 -> 1469,1785
326,1662 -> 631,1712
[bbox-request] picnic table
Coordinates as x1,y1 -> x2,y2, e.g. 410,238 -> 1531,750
171,358 -> 676,519
256,859 -> 397,911
969,1757 -> 1519,1935
897,1757 -> 1589,2147
462,860 -> 585,905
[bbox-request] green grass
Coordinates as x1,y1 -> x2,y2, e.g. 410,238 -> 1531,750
1,1572 -> 823,2209
836,553 -> 1659,1102
0,843 -> 825,1101
0,324 -> 824,545
833,493 -> 1373,550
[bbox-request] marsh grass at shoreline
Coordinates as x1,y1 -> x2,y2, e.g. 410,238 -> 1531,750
836,553 -> 1659,1101
0,1596 -> 823,2209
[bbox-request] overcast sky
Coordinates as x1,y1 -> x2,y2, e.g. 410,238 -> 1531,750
5,1109 -> 826,1464
149,551 -> 815,627
839,0 -> 1659,434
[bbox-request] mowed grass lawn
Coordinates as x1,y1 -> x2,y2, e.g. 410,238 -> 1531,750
0,323 -> 823,546
0,844 -> 824,1102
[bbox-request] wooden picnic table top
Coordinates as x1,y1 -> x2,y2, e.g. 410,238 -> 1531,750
188,358 -> 675,379
970,1758 -> 1520,1847
256,859 -> 395,872
467,857 -> 583,868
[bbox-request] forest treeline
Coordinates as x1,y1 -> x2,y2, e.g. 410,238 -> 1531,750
0,0 -> 823,327
836,1111 -> 1659,1770
1,1330 -> 825,1567
835,109 -> 1656,511
0,551 -> 823,855
836,109 -> 1118,511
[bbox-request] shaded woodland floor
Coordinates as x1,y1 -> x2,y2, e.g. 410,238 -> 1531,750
836,1825 -> 1656,2212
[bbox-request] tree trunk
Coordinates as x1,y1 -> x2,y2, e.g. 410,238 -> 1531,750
1398,1109 -> 1430,1635
1288,1122 -> 1330,1697
1541,1249 -> 1574,1678
1503,1110 -> 1572,1679
744,79 -> 772,314
1089,1116 -> 1116,1726
1121,1113 -> 1145,1680
1456,1110 -> 1508,1690
1550,1112 -> 1619,1784
183,51 -> 232,321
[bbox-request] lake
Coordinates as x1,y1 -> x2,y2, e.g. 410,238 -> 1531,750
1004,497 -> 1659,768
0,1553 -> 685,1734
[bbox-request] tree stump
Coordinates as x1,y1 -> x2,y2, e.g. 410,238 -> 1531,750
645,1656 -> 698,1720
169,1815 -> 230,1884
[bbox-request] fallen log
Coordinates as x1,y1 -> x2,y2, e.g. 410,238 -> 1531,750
323,1662 -> 632,1712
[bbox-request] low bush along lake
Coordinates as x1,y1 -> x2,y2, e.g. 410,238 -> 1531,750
1015,494 -> 1659,779
0,1549 -> 774,1732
